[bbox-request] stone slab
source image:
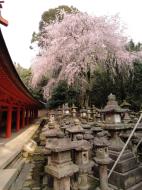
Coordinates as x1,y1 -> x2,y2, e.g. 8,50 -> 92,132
0,123 -> 39,169
0,169 -> 18,190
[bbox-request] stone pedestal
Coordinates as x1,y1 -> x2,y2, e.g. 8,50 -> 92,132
78,173 -> 89,190
103,125 -> 142,189
94,138 -> 112,190
108,149 -> 142,190
54,177 -> 70,190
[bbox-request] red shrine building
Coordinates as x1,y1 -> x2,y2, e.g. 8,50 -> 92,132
0,3 -> 42,138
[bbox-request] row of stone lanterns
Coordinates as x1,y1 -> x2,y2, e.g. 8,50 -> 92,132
39,93 -> 142,190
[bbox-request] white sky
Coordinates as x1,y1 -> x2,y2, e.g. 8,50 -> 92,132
1,0 -> 142,68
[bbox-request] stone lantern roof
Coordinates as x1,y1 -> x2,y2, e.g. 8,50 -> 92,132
66,119 -> 84,134
80,107 -> 87,113
57,106 -> 62,111
71,104 -> 77,109
101,93 -> 126,113
120,100 -> 131,109
45,136 -> 77,152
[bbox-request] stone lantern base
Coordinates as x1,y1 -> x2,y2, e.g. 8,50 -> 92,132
108,149 -> 142,190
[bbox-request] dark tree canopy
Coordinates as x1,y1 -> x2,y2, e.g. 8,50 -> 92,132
31,5 -> 79,44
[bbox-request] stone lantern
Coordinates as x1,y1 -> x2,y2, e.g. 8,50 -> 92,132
71,104 -> 77,117
80,107 -> 87,119
123,110 -> 131,124
101,93 -> 126,124
64,103 -> 70,116
87,107 -> 92,121
41,123 -> 64,189
48,111 -> 56,123
96,111 -> 101,123
92,105 -> 97,121
120,100 -> 131,124
40,117 -> 62,146
74,135 -> 94,190
94,138 -> 112,190
56,106 -> 62,118
120,100 -> 131,110
66,119 -> 84,141
45,135 -> 79,190
100,94 -> 131,151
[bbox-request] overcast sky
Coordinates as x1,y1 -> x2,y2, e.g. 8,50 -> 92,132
1,0 -> 142,68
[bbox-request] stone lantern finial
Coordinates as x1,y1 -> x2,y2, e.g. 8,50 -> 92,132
108,93 -> 116,101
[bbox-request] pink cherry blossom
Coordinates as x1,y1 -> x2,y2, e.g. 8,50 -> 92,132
31,12 -> 138,100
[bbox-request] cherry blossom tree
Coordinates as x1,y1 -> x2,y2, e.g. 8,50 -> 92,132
31,11 -> 138,105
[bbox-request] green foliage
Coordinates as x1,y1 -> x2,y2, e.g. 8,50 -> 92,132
39,5 -> 78,30
47,81 -> 79,109
126,39 -> 142,52
126,60 -> 142,111
90,69 -> 115,108
29,76 -> 48,101
89,58 -> 142,111
15,63 -> 46,101
31,5 -> 78,45
15,63 -> 31,87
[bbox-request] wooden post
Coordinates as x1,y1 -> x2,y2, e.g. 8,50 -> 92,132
6,106 -> 12,138
16,108 -> 20,132
0,107 -> 2,136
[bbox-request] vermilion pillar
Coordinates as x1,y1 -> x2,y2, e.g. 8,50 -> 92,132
22,109 -> 25,128
16,108 -> 20,132
0,107 -> 2,123
0,108 -> 2,136
6,106 -> 12,138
